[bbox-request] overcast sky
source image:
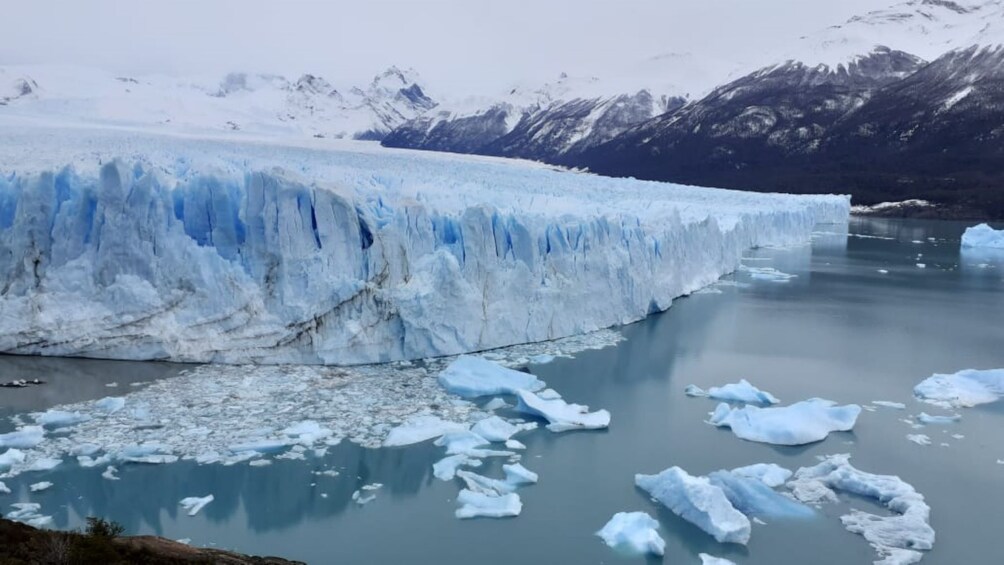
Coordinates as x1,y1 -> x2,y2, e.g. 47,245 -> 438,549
4,0 -> 883,93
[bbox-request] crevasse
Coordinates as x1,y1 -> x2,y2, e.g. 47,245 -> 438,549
0,130 -> 848,364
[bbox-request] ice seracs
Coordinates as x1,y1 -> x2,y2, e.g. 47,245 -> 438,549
914,368 -> 1004,408
709,398 -> 861,445
0,126 -> 848,365
596,511 -> 666,556
961,223 -> 1004,249
635,466 -> 751,545
788,454 -> 934,564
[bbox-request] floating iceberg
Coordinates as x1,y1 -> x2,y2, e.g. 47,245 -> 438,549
432,454 -> 482,481
0,449 -> 26,469
438,356 -> 545,398
729,463 -> 792,488
94,397 -> 126,414
788,454 -> 934,564
0,481 -> 9,494
29,481 -> 53,492
471,416 -> 535,442
179,495 -> 214,516
596,511 -> 666,556
6,502 -> 52,528
873,401 -> 906,410
34,410 -> 90,428
915,413 -> 960,425
709,399 -> 861,446
514,389 -> 610,432
0,127 -> 848,364
690,379 -> 780,406
635,466 -> 751,545
906,434 -> 931,446
455,489 -> 522,519
707,471 -> 813,520
914,369 -> 1004,408
383,415 -> 467,447
102,466 -> 120,481
961,223 -> 1004,249
502,463 -> 538,486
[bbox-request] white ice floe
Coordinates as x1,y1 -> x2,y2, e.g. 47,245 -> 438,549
0,127 -> 846,365
515,389 -> 610,432
102,466 -> 120,480
961,223 -> 1004,249
0,481 -> 9,494
0,426 -> 45,449
438,356 -> 545,398
6,502 -> 52,528
596,511 -> 665,556
906,434 -> 931,446
788,454 -> 934,564
432,454 -> 483,481
709,399 -> 861,446
457,470 -> 518,495
0,449 -> 26,469
700,555 -> 737,565
915,413 -> 960,425
26,458 -> 61,472
873,401 -> 906,410
502,463 -> 538,486
483,398 -> 509,411
454,489 -> 522,519
740,265 -> 798,282
689,379 -> 780,406
383,415 -> 467,447
94,397 -> 126,414
179,494 -> 214,516
471,416 -> 536,442
635,466 -> 751,545
29,481 -> 53,492
729,463 -> 792,488
914,369 -> 1004,408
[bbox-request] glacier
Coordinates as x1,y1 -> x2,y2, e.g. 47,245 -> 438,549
0,126 -> 848,364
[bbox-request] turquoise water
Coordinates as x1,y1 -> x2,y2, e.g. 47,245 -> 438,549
2,217 -> 1003,564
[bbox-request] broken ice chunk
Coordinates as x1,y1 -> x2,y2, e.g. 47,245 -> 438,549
705,379 -> 780,406
596,511 -> 665,556
6,502 -> 52,528
102,466 -> 120,481
432,454 -> 482,481
0,481 -> 9,494
0,449 -> 27,470
915,413 -> 960,425
635,466 -> 751,545
0,426 -> 45,449
456,470 -> 517,495
502,463 -> 538,486
29,481 -> 53,493
383,415 -> 467,447
873,401 -> 906,410
514,389 -> 610,432
906,434 -> 931,446
707,471 -> 813,520
94,396 -> 126,414
179,495 -> 214,516
708,399 -> 860,446
729,463 -> 792,488
438,356 -> 545,398
454,489 -> 521,519
34,410 -> 90,428
700,554 -> 736,565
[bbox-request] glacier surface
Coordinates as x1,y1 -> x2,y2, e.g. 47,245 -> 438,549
0,126 -> 848,364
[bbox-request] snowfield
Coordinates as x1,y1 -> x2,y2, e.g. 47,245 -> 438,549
0,124 -> 848,364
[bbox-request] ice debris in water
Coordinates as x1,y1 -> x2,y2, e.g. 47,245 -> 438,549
94,397 -> 126,414
0,427 -> 45,449
961,223 -> 1004,249
707,471 -> 814,520
873,401 -> 906,410
687,379 -> 780,406
502,463 -> 538,486
787,454 -> 934,564
0,481 -> 9,494
352,483 -> 383,505
179,495 -> 214,516
700,555 -> 737,565
914,369 -> 1004,408
6,502 -> 52,528
33,410 -> 90,429
906,434 -> 931,446
915,413 -> 960,425
29,481 -> 53,492
515,389 -> 610,432
635,466 -> 751,545
438,356 -> 545,398
729,463 -> 793,488
383,416 -> 467,447
0,449 -> 27,470
595,511 -> 666,556
740,265 -> 798,282
709,399 -> 861,446
471,416 -> 536,442
102,466 -> 120,481
432,454 -> 483,481
455,489 -> 522,519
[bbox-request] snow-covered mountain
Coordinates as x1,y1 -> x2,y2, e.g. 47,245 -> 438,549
0,65 -> 435,140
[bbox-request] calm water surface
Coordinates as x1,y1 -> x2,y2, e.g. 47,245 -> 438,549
2,217 -> 1003,564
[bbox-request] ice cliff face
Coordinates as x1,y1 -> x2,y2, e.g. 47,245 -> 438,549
0,127 -> 848,365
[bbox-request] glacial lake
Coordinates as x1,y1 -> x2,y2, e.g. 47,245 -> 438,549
2,217 -> 1003,564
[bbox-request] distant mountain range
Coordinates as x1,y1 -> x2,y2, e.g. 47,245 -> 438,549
3,0 -> 1003,217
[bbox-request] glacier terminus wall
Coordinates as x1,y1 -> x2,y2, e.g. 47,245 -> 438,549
0,127 -> 849,364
